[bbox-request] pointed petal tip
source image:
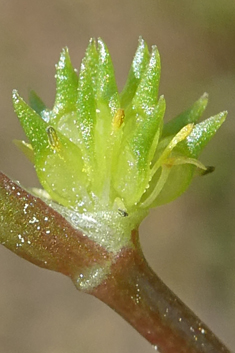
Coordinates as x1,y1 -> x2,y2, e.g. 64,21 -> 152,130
60,47 -> 69,57
151,44 -> 160,55
138,36 -> 145,46
89,37 -> 96,44
12,89 -> 19,99
198,92 -> 209,106
97,37 -> 104,46
220,110 -> 228,122
201,92 -> 208,99
97,38 -> 107,58
55,47 -> 72,72
213,110 -> 228,123
12,90 -> 21,107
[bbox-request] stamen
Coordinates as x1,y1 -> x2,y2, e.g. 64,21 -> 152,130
141,166 -> 171,209
46,126 -> 60,151
164,156 -> 207,170
118,209 -> 128,217
112,109 -> 125,130
151,123 -> 194,178
198,166 -> 215,176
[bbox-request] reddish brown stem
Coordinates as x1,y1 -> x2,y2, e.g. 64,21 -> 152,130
92,230 -> 231,353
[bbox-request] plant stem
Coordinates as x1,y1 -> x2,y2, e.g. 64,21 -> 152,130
91,230 -> 230,353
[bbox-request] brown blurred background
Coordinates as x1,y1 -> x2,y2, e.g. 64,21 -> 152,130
0,0 -> 235,352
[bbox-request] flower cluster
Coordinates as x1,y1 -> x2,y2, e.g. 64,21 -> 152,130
10,37 -> 226,252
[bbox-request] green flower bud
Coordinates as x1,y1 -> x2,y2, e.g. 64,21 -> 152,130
12,37 -> 227,253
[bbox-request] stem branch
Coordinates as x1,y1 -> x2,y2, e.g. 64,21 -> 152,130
91,230 -> 230,353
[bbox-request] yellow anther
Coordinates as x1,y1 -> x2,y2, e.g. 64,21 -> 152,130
112,109 -> 125,130
46,126 -> 60,151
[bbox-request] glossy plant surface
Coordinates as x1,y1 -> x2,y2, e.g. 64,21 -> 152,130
0,38 -> 230,352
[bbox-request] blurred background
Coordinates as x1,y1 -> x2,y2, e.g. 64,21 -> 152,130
0,0 -> 235,352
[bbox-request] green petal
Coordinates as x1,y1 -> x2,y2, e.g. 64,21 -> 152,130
132,45 -> 161,116
162,93 -> 208,138
52,41 -> 98,178
143,111 -> 227,207
83,38 -> 99,94
180,111 -> 227,158
144,163 -> 195,207
131,95 -> 166,169
113,96 -> 165,208
92,39 -> 121,195
13,91 -> 89,209
75,44 -> 97,164
53,47 -> 78,121
96,38 -> 120,115
36,126 -> 90,210
29,90 -> 47,117
13,90 -> 48,153
120,37 -> 150,108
